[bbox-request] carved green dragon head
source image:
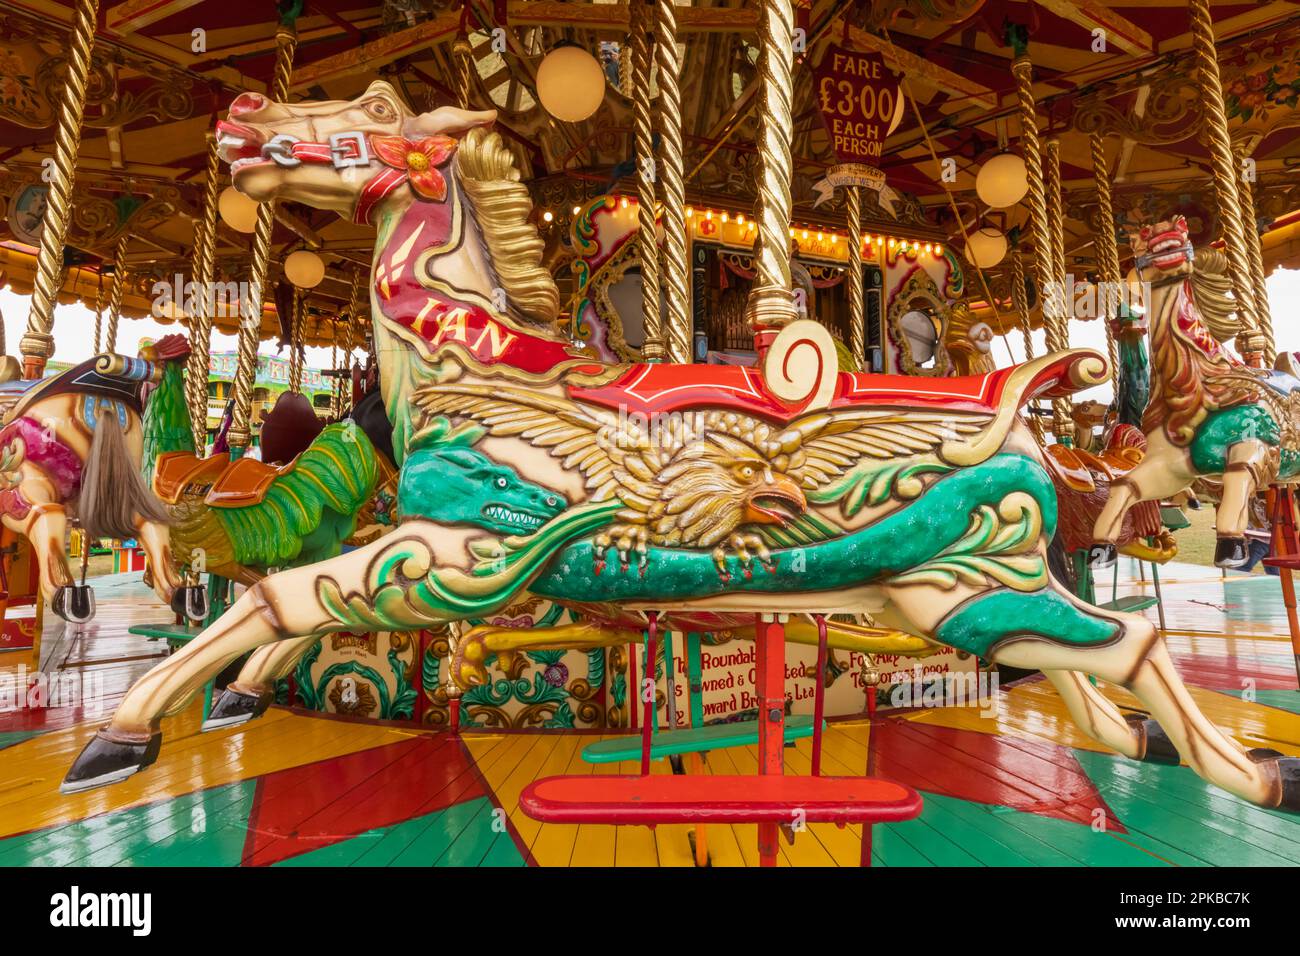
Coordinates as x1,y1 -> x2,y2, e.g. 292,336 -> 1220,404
398,418 -> 567,535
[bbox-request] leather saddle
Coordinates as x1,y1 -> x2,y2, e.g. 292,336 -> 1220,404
154,451 -> 296,508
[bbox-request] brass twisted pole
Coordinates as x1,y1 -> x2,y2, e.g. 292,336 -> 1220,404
1234,146 -> 1274,365
1010,250 -> 1034,359
288,288 -> 304,394
453,35 -> 473,109
230,23 -> 297,454
1011,55 -> 1072,442
631,2 -> 664,361
21,0 -> 99,378
845,186 -> 864,362
187,131 -> 222,451
1188,0 -> 1261,364
104,233 -> 129,353
1090,132 -> 1122,384
655,0 -> 690,364
91,269 -> 106,354
338,267 -> 364,415
744,0 -> 798,338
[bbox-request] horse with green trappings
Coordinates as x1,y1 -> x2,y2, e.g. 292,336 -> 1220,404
62,84 -> 1300,818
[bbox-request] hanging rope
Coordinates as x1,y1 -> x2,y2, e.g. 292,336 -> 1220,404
230,23 -> 297,453
1187,0 -> 1263,365
1089,132 -> 1122,385
655,0 -> 691,364
1010,53 -> 1072,443
1234,145 -> 1274,365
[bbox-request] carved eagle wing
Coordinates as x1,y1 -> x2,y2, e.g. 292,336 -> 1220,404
414,382 -> 670,514
775,409 -> 991,490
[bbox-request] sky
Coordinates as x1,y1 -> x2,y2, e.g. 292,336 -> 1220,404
1,269 -> 1297,399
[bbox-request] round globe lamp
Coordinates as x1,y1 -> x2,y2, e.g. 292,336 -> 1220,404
975,152 -> 1029,209
218,186 -> 260,233
284,250 -> 326,289
536,43 -> 606,123
965,227 -> 1008,269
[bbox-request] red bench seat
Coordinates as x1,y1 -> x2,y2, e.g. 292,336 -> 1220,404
519,774 -> 923,826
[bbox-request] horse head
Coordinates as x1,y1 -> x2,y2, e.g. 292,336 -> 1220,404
217,80 -> 497,223
1130,214 -> 1194,287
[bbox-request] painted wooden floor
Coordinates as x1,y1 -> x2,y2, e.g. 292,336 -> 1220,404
1,565 -> 1298,867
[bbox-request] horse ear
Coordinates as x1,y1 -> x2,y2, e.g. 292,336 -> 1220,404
404,106 -> 497,139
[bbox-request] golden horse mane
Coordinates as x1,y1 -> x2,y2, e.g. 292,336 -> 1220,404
1143,249 -> 1258,446
453,128 -> 561,328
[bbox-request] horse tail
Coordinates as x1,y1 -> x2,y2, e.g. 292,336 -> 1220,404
78,408 -> 171,540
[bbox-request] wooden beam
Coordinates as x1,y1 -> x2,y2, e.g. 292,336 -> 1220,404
840,22 -> 998,110
104,0 -> 203,34
1031,0 -> 1154,56
290,11 -> 460,91
503,1 -> 758,32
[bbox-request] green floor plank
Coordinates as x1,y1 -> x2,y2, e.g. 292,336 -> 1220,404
1252,689 -> 1300,716
434,799 -> 498,866
0,730 -> 43,752
0,782 -> 256,867
1073,748 -> 1300,866
479,830 -> 527,867
273,829 -> 392,867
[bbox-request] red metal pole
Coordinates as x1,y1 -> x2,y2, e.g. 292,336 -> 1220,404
811,613 -> 828,777
755,613 -> 786,867
640,611 -> 659,776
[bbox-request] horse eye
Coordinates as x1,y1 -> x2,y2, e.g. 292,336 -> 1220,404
496,477 -> 507,488
365,100 -> 392,119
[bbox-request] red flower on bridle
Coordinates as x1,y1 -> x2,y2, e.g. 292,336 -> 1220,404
370,134 -> 458,202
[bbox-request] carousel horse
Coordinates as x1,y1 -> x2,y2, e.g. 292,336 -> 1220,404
62,83 -> 1300,817
136,335 -> 388,596
1047,306 -> 1175,566
0,352 -> 182,623
1092,216 -> 1300,569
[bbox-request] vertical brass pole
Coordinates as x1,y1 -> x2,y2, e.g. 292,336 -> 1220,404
91,270 -> 105,354
655,0 -> 690,364
21,0 -> 100,379
288,288 -> 304,394
845,186 -> 864,364
631,1 -> 664,361
103,233 -> 129,353
338,268 -> 363,415
1187,0 -> 1262,364
1090,132 -> 1121,384
1235,146 -> 1274,365
229,23 -> 297,454
187,131 -> 222,451
453,35 -> 473,109
1011,54 -> 1072,443
744,0 -> 798,341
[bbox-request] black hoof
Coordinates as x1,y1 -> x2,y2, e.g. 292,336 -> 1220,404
1248,749 -> 1300,812
51,584 -> 96,624
170,585 -> 209,624
1088,543 -> 1118,570
202,685 -> 272,732
61,729 -> 162,794
1125,714 -> 1181,765
1214,537 -> 1249,569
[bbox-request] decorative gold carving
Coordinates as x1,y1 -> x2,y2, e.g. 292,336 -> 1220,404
887,270 -> 953,378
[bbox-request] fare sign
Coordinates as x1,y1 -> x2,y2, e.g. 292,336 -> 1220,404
814,45 -> 905,164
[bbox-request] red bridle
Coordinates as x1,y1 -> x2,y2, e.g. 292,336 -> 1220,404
258,131 -> 417,225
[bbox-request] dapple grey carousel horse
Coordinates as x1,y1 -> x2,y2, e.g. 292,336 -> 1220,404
63,83 -> 1300,816
1092,216 -> 1300,569
0,354 -> 185,624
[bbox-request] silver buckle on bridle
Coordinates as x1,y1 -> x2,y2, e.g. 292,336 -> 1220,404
262,133 -> 302,167
330,132 -> 370,169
